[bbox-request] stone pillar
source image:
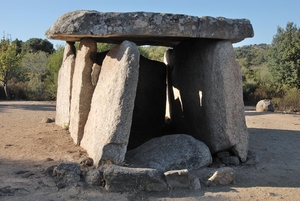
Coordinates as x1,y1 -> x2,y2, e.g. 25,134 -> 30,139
128,55 -> 167,150
69,38 -> 97,145
80,41 -> 140,166
55,42 -> 76,128
167,39 -> 248,162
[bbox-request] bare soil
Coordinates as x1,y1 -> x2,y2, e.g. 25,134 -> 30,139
0,101 -> 300,201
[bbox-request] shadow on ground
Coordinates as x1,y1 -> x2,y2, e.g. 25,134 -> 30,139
0,101 -> 56,112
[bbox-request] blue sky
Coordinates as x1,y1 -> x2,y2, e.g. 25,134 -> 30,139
0,0 -> 299,47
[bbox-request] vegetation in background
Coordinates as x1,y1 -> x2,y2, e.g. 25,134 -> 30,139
0,36 -> 22,99
235,22 -> 300,111
139,46 -> 168,62
45,45 -> 64,99
1,22 -> 299,111
0,36 -> 55,100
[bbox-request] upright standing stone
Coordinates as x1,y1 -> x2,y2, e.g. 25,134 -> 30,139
80,41 -> 140,166
55,42 -> 76,128
167,39 -> 248,161
128,55 -> 167,150
69,38 -> 97,145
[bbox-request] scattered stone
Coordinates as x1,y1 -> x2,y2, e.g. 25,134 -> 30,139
44,165 -> 57,176
85,169 -> 102,186
217,151 -> 230,158
164,169 -> 191,189
210,157 -> 227,168
80,41 -> 140,166
0,186 -> 30,196
41,117 -> 54,123
103,165 -> 167,192
42,178 -> 57,187
243,151 -> 259,166
80,157 -> 94,167
53,162 -> 81,183
256,99 -> 274,112
14,188 -> 30,196
283,109 -> 299,114
221,156 -> 240,166
190,176 -> 201,190
56,181 -> 66,189
45,157 -> 54,162
0,186 -> 15,196
207,167 -> 235,186
126,134 -> 212,172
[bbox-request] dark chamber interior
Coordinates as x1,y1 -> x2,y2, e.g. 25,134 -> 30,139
127,55 -> 169,150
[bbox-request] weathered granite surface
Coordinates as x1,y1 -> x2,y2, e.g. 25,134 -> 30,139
80,41 -> 140,166
46,10 -> 254,46
55,42 -> 75,128
256,99 -> 274,112
69,38 -> 97,145
125,134 -> 212,172
166,39 -> 249,162
103,165 -> 167,192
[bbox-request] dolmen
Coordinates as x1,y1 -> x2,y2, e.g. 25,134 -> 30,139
46,10 -> 252,179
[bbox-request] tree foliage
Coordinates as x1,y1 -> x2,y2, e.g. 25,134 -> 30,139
0,37 -> 21,99
22,38 -> 54,54
45,45 -> 64,99
97,43 -> 114,52
21,51 -> 50,100
139,46 -> 169,62
234,23 -> 300,109
268,22 -> 300,88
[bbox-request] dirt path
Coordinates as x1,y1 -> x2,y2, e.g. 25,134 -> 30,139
0,101 -> 300,200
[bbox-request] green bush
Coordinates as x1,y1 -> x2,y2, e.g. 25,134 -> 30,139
272,88 -> 300,111
7,78 -> 28,100
242,81 -> 258,105
251,86 -> 300,111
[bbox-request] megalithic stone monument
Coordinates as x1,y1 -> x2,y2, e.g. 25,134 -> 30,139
46,10 -> 253,166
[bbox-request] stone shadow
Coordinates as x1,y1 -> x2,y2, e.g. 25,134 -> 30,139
244,111 -> 279,116
231,127 -> 300,188
0,102 -> 56,112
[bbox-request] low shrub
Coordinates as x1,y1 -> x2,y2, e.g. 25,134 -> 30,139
272,88 -> 300,111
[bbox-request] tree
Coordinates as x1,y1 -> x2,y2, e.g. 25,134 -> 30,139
21,51 -> 49,100
45,45 -> 64,98
97,43 -> 114,52
22,38 -> 54,54
12,38 -> 23,54
268,22 -> 300,88
138,46 -> 168,62
0,37 -> 21,99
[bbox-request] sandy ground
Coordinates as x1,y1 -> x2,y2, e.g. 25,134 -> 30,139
0,101 -> 300,201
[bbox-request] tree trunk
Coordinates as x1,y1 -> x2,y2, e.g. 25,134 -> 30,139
3,82 -> 11,100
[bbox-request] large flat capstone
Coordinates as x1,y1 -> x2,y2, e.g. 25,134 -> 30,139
46,10 -> 254,46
